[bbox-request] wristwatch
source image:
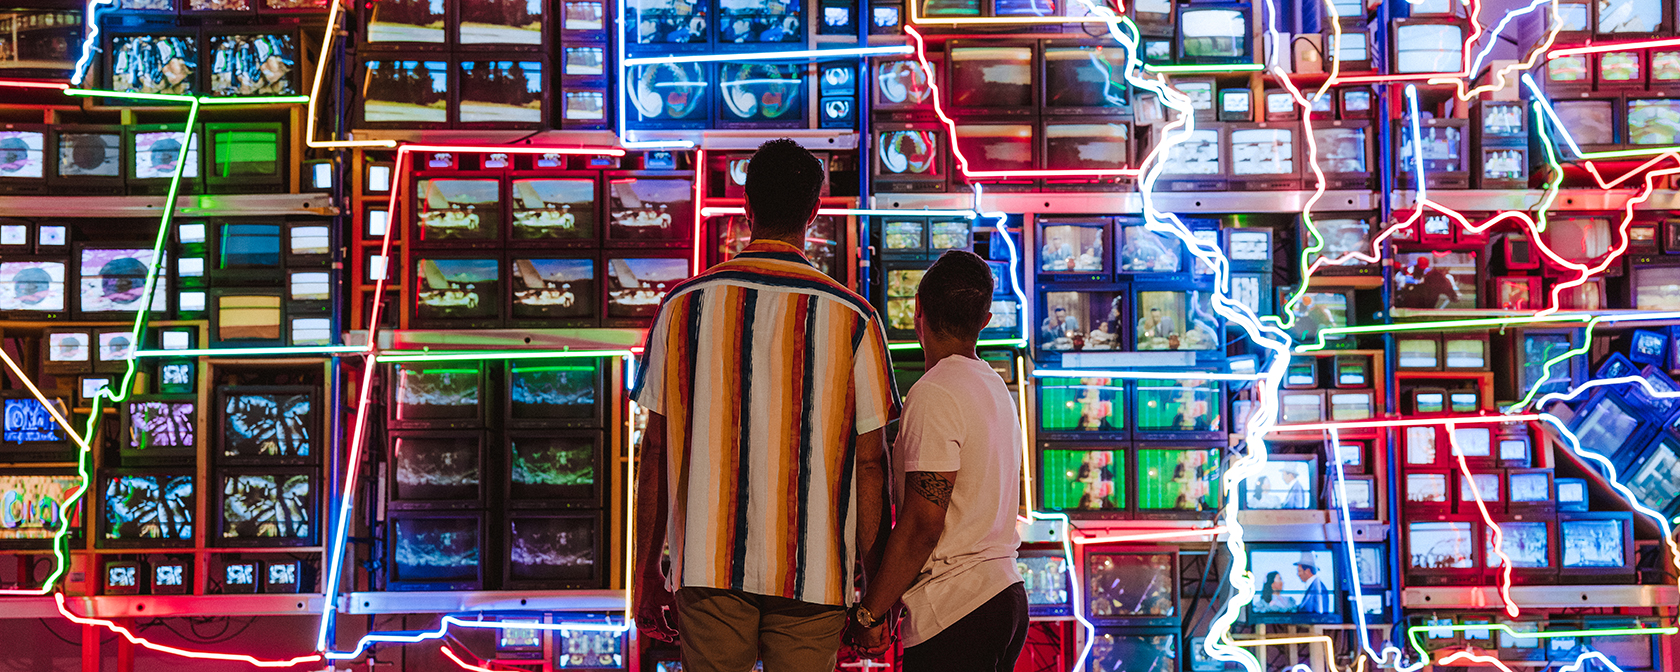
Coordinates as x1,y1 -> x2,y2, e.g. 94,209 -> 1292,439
853,604 -> 884,629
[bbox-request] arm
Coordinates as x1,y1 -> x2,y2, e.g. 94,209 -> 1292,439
853,427 -> 891,579
848,471 -> 953,654
633,412 -> 678,642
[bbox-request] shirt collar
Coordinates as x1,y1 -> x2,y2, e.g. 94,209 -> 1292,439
737,239 -> 814,266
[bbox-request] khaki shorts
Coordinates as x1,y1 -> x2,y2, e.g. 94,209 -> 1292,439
675,587 -> 847,672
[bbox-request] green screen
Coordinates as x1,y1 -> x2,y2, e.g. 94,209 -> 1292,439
1136,448 -> 1220,511
1040,448 -> 1124,512
1135,379 -> 1222,432
214,131 -> 279,177
1038,377 -> 1124,433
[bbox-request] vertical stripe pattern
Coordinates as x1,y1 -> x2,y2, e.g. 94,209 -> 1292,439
631,240 -> 901,606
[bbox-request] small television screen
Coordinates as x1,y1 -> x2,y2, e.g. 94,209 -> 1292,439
1655,50 -> 1680,79
563,0 -> 607,31
1309,218 -> 1374,270
1135,380 -> 1220,435
0,130 -> 44,181
110,34 -> 198,95
1458,472 -> 1500,503
290,271 -> 329,302
47,332 -> 91,367
1597,0 -> 1663,32
132,130 -> 199,180
127,399 -> 195,452
220,388 -> 314,460
1137,290 -> 1218,351
392,363 -> 482,423
1627,438 -> 1680,513
207,34 -> 298,96
0,473 -> 82,540
1445,337 -> 1486,368
885,267 -> 924,333
1627,99 -> 1680,146
1521,332 -> 1575,396
510,434 -> 597,502
102,473 -> 193,541
1038,377 -> 1124,435
509,360 -> 598,422
360,59 -> 449,125
884,219 -> 924,252
606,257 -> 688,320
1485,521 -> 1550,568
507,513 -> 597,584
214,294 -> 281,342
459,0 -> 544,45
1242,457 -> 1315,510
1404,427 -> 1437,465
1393,23 -> 1464,73
218,221 -> 280,270
949,46 -> 1033,109
1452,426 -> 1492,459
608,178 -> 693,243
289,224 -> 329,259
1161,129 -> 1221,176
1018,551 -> 1071,614
393,434 -> 482,502
626,63 -> 709,125
512,258 -> 595,322
554,628 -> 623,668
1552,101 -> 1616,145
1560,517 -> 1626,567
0,10 -> 82,79
417,178 -> 501,242
627,0 -> 710,46
1393,251 -> 1476,309
928,219 -> 968,251
1482,102 -> 1525,137
1043,46 -> 1127,110
1178,6 -> 1249,61
1086,551 -> 1176,621
1039,221 -> 1107,274
1041,289 -> 1124,351
219,471 -> 313,542
876,128 -> 942,179
1086,632 -> 1177,672
1397,123 -> 1463,173
0,260 -> 65,313
1135,448 -> 1219,512
1120,224 -> 1184,274
563,46 -> 605,76
391,514 -> 481,586
1229,127 -> 1294,176
1248,547 -> 1338,619
415,258 -> 500,322
1314,127 -> 1367,174
1600,51 -> 1642,82
873,58 -> 933,109
1043,122 -> 1130,171
55,130 -> 122,179
954,123 -> 1035,172
1408,520 -> 1475,569
1573,394 -> 1643,459
1039,446 -> 1125,513
1549,54 -> 1590,84
1282,291 -> 1348,342
718,0 -> 800,43
511,179 -> 595,242
718,64 -> 804,124
98,331 -> 136,364
366,0 -> 447,43
459,60 -> 544,124
562,89 -> 607,123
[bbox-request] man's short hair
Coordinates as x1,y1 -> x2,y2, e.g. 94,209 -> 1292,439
917,250 -> 994,341
745,139 -> 824,240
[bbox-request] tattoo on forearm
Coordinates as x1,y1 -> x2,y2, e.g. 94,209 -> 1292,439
907,472 -> 952,509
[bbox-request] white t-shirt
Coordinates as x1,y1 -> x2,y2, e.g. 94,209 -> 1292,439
892,355 -> 1024,647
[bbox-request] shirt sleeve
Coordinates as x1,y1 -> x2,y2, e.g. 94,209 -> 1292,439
896,384 -> 962,473
630,299 -> 676,414
851,314 -> 902,434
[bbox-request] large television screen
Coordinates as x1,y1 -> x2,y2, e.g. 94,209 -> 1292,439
718,0 -> 801,43
1629,99 -> 1680,146
1135,447 -> 1219,512
1552,101 -> 1616,145
717,64 -> 804,124
459,60 -> 544,124
1039,446 -> 1124,513
627,63 -> 710,125
392,434 -> 482,503
459,0 -> 545,45
949,46 -> 1033,109
1043,46 -> 1127,110
1043,122 -> 1130,171
607,178 -> 694,243
1248,547 -> 1338,619
207,34 -> 298,96
1161,129 -> 1221,175
1135,379 -> 1221,435
219,471 -> 313,542
416,178 -> 501,242
391,515 -> 481,585
1393,251 -> 1476,310
0,260 -> 66,312
606,257 -> 688,319
1627,438 -> 1680,513
1087,632 -> 1178,672
1136,290 -> 1219,351
132,130 -> 199,180
110,34 -> 198,95
512,258 -> 595,321
366,0 -> 447,44
1086,551 -> 1176,620
511,179 -> 595,242
361,59 -> 449,125
510,434 -> 597,502
0,474 -> 82,540
102,474 -> 193,541
1179,7 -> 1248,60
1597,0 -> 1663,32
1229,128 -> 1294,176
415,257 -> 500,322
1314,127 -> 1368,174
392,363 -> 482,423
220,388 -> 314,460
1041,289 -> 1124,351
126,400 -> 195,452
1038,377 -> 1124,434
626,0 -> 709,47
56,130 -> 122,179
506,513 -> 597,584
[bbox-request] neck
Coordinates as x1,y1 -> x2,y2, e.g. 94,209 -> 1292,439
751,233 -> 805,249
922,334 -> 979,367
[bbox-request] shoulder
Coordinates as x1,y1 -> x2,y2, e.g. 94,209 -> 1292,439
680,261 -> 879,320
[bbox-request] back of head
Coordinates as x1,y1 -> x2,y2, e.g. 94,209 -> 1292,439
918,250 -> 994,342
745,138 -> 824,240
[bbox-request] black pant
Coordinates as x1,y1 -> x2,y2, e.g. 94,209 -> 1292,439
901,582 -> 1029,672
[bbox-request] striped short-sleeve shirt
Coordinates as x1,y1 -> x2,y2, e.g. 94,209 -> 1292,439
632,239 -> 901,606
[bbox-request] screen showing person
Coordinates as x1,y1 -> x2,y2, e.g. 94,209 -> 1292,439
512,258 -> 594,321
0,474 -> 82,540
207,34 -> 297,96
884,268 -> 924,332
1040,290 -> 1124,351
1120,225 -> 1184,273
366,0 -> 446,43
511,179 -> 594,242
0,260 -> 65,312
1136,448 -> 1220,512
111,35 -> 197,95
509,435 -> 596,501
1018,553 -> 1071,613
459,60 -> 544,124
416,258 -> 499,322
220,472 -> 312,541
392,515 -> 480,584
393,363 -> 482,421
1038,377 -> 1123,433
1043,122 -> 1130,170
1086,632 -> 1177,672
393,435 -> 482,502
1086,552 -> 1175,619
1161,129 -> 1220,175
1408,520 -> 1475,569
1485,521 -> 1550,568
1243,459 -> 1315,510
1561,518 -> 1626,567
507,514 -> 596,583
606,257 -> 689,319
718,0 -> 800,43
459,0 -> 544,45
1393,251 -> 1476,309
221,390 -> 312,459
1248,549 -> 1338,617
608,179 -> 693,242
361,59 -> 449,123
1040,447 -> 1123,512
102,474 -> 194,540
416,179 -> 500,242
1282,292 -> 1348,342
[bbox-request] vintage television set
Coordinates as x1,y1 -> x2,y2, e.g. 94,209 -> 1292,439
1330,473 -> 1377,518
871,55 -> 938,119
1444,332 -> 1491,369
357,57 -> 451,129
0,471 -> 83,547
1284,359 -> 1318,388
1626,98 -> 1680,151
1083,546 -> 1179,625
1175,78 -> 1218,121
99,470 -> 195,547
210,289 -> 285,346
1485,516 -> 1558,584
1037,377 -> 1127,440
715,64 -> 805,129
506,431 -> 602,508
951,121 -> 1038,187
1239,453 -> 1318,510
1037,442 -> 1130,519
1405,515 -> 1482,585
1501,328 -> 1582,399
214,468 -> 317,546
1040,119 -> 1132,189
509,256 -> 598,327
104,559 -> 144,595
510,176 -> 596,245
504,512 -> 602,589
455,58 -> 547,129
883,260 -> 932,341
48,125 -> 125,193
204,30 -> 299,97
1306,215 -> 1379,275
363,0 -> 450,47
1333,354 -> 1372,388
1478,143 -> 1529,189
625,62 -> 710,129
106,30 -> 199,97
412,256 -> 502,328
1329,390 -> 1376,421
1219,88 -> 1253,122
1328,29 -> 1373,72
1019,547 -> 1073,617
0,124 -> 45,193
1549,98 -> 1621,153
215,386 -> 317,464
1448,425 -> 1497,469
389,361 -> 486,428
1041,43 -> 1130,116
210,218 -> 283,283
1558,512 -> 1636,583
1392,249 -> 1478,310
605,174 -> 692,247
946,41 -> 1037,117
1557,478 -> 1590,511
261,558 -> 305,593
1084,629 -> 1179,672
120,395 -> 197,465
286,221 -> 331,268
493,617 -> 544,661
1133,284 -> 1221,355
1571,390 -> 1652,466
603,254 -> 689,327
217,557 -> 259,594
413,175 -> 503,245
1654,49 -> 1680,85
1175,3 -> 1252,65
389,431 -> 485,509
0,256 -> 68,317
125,124 -> 201,195
386,511 -> 484,590
150,557 -> 190,594
1225,122 -> 1300,190
1312,120 -> 1374,190
1224,228 -> 1272,273
1245,545 -> 1341,623
1280,288 -> 1353,344
1624,435 -> 1680,519
1595,50 -> 1646,90
873,122 -> 946,192
1476,100 -> 1527,145
1595,0 -> 1671,36
1132,444 -> 1221,519
1455,470 -> 1503,513
1390,19 -> 1466,75
454,0 -> 547,48
1156,125 -> 1226,191
1037,217 -> 1110,282
1394,117 -> 1468,189
1278,389 -> 1325,425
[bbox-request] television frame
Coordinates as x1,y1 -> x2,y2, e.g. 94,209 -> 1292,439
1594,0 -> 1672,38
388,361 -> 488,429
1389,18 -> 1468,76
356,55 -> 454,130
1244,543 -> 1343,623
1477,144 -> 1529,189
1328,389 -> 1376,421
104,28 -> 200,99
1039,118 -> 1135,190
1303,213 -> 1380,275
945,39 -> 1039,118
1569,389 -> 1653,467
1548,97 -> 1623,153
1404,514 -> 1483,585
388,429 -> 488,509
1557,511 -> 1636,582
1278,389 -> 1326,425
43,329 -> 93,375
149,556 -> 191,594
1393,117 -> 1470,190
201,28 -> 301,96
1131,443 -> 1223,520
124,123 -> 202,195
212,466 -> 319,547
1506,468 -> 1556,515
37,128 -> 111,194
502,511 -> 605,589
1132,379 -> 1225,442
1035,217 -> 1112,283
214,385 -> 319,465
1223,228 -> 1271,273
1311,119 -> 1375,191
506,429 -> 604,509
872,121 -> 948,192
1036,441 -> 1133,519
1596,50 -> 1647,90
453,56 -> 551,130
1330,472 -> 1377,518
1173,3 -> 1253,65
1036,376 -> 1129,441
1033,281 -> 1131,358
601,250 -> 690,328
1404,469 -> 1453,514
0,124 -> 47,194
1019,547 -> 1074,617
1225,121 -> 1302,191
209,217 -> 285,284
603,172 -> 695,249
1156,123 -> 1227,191
506,254 -> 600,329
1081,545 -> 1180,626
1040,41 -> 1133,117
1454,469 -> 1504,514
209,288 -> 286,347
385,510 -> 485,591
97,469 -> 195,548
120,394 -> 198,465
410,254 -> 504,329
1239,453 -> 1318,510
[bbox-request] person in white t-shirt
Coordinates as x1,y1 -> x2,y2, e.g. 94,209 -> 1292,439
844,250 -> 1026,671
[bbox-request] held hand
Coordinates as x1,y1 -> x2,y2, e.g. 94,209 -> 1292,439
635,587 -> 680,644
845,620 -> 890,658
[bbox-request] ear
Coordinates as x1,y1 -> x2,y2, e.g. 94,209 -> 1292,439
983,311 -> 993,328
744,201 -> 756,222
804,199 -> 821,227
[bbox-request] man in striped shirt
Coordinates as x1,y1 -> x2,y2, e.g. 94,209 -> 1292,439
632,139 -> 900,672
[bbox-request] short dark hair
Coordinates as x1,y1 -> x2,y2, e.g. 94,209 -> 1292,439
745,139 -> 824,239
917,250 -> 994,341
